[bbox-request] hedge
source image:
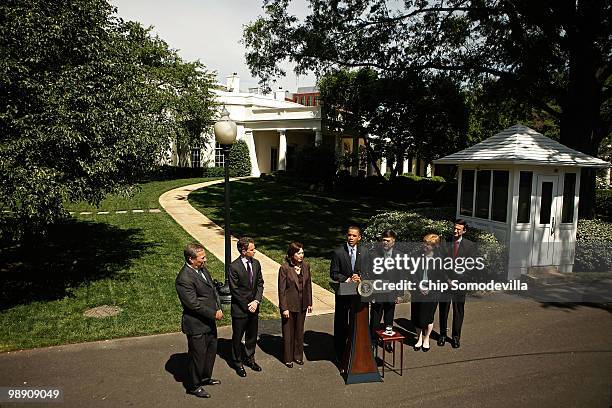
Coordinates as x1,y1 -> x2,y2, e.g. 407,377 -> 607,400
333,174 -> 457,205
595,189 -> 612,220
575,219 -> 612,272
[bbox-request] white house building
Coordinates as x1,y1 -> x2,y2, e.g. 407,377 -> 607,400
170,74 -> 328,176
435,124 -> 610,279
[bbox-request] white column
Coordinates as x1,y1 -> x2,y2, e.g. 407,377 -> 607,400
315,130 -> 322,146
243,129 -> 260,177
381,158 -> 387,175
403,158 -> 409,174
278,129 -> 287,171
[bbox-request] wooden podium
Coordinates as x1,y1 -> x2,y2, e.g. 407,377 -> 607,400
331,281 -> 382,384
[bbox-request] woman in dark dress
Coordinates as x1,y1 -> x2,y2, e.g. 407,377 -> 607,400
411,233 -> 442,352
278,242 -> 313,367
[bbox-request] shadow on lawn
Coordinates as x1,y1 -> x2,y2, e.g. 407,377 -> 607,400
189,179 -> 419,259
0,218 -> 150,310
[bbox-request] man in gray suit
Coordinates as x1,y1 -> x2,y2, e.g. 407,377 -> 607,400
176,243 -> 223,398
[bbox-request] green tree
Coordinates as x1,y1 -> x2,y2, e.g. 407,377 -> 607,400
319,69 -> 468,178
0,0 -> 216,238
244,0 -> 611,216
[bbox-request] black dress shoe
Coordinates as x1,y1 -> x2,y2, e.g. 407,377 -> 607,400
285,362 -> 293,368
294,360 -> 304,365
187,387 -> 211,398
452,336 -> 460,348
246,361 -> 262,372
201,378 -> 221,386
235,366 -> 247,377
413,345 -> 421,351
437,336 -> 446,347
422,346 -> 430,352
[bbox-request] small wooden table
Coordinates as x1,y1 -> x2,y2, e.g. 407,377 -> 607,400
375,329 -> 405,377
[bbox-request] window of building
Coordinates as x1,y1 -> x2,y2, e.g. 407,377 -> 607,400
561,173 -> 577,223
491,170 -> 509,222
460,169 -> 475,216
191,148 -> 201,168
270,147 -> 278,172
214,142 -> 224,167
475,170 -> 491,219
308,95 -> 313,106
517,171 -> 533,223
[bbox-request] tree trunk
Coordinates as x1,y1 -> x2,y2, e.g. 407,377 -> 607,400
362,136 -> 383,178
558,0 -> 605,219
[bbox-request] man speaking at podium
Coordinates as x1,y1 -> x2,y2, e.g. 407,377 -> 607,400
329,225 -> 369,361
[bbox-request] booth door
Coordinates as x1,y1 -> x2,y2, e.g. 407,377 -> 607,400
532,175 -> 560,266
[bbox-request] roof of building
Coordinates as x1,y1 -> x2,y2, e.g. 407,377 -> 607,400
296,86 -> 319,93
434,124 -> 610,168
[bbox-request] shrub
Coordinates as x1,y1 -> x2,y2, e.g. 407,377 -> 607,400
575,219 -> 612,272
204,167 -> 225,178
294,145 -> 337,182
228,140 -> 252,176
594,189 -> 612,220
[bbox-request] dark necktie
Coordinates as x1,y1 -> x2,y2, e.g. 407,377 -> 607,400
247,261 -> 253,287
453,240 -> 459,258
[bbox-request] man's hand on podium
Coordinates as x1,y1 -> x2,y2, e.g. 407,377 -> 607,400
350,274 -> 361,282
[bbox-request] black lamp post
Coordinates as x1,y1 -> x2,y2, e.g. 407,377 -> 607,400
213,107 -> 237,304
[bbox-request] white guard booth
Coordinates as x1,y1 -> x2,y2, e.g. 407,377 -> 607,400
434,125 -> 610,279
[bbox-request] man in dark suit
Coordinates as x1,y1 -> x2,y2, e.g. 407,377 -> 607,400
229,236 -> 264,377
438,219 -> 476,349
175,243 -> 223,398
369,229 -> 402,352
330,225 -> 369,361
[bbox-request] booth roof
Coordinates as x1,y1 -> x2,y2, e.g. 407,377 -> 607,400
434,124 -> 610,168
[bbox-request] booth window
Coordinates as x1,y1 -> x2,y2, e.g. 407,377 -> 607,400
460,169 -> 475,216
539,182 -> 553,224
517,171 -> 533,223
491,170 -> 509,222
475,170 -> 491,219
561,173 -> 577,223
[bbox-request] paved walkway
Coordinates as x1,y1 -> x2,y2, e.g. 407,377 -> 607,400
1,297 -> 610,407
158,179 -> 336,315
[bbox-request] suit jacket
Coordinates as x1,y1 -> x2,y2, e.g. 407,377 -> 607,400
278,261 -> 313,313
229,257 -> 264,318
442,237 -> 477,282
330,243 -> 370,284
370,244 -> 404,302
175,263 -> 221,335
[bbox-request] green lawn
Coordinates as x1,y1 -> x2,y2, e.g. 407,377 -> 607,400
64,177 -> 210,212
189,178 -> 422,291
0,177 -> 277,352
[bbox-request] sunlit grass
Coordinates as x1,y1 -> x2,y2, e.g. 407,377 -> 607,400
0,177 -> 277,352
